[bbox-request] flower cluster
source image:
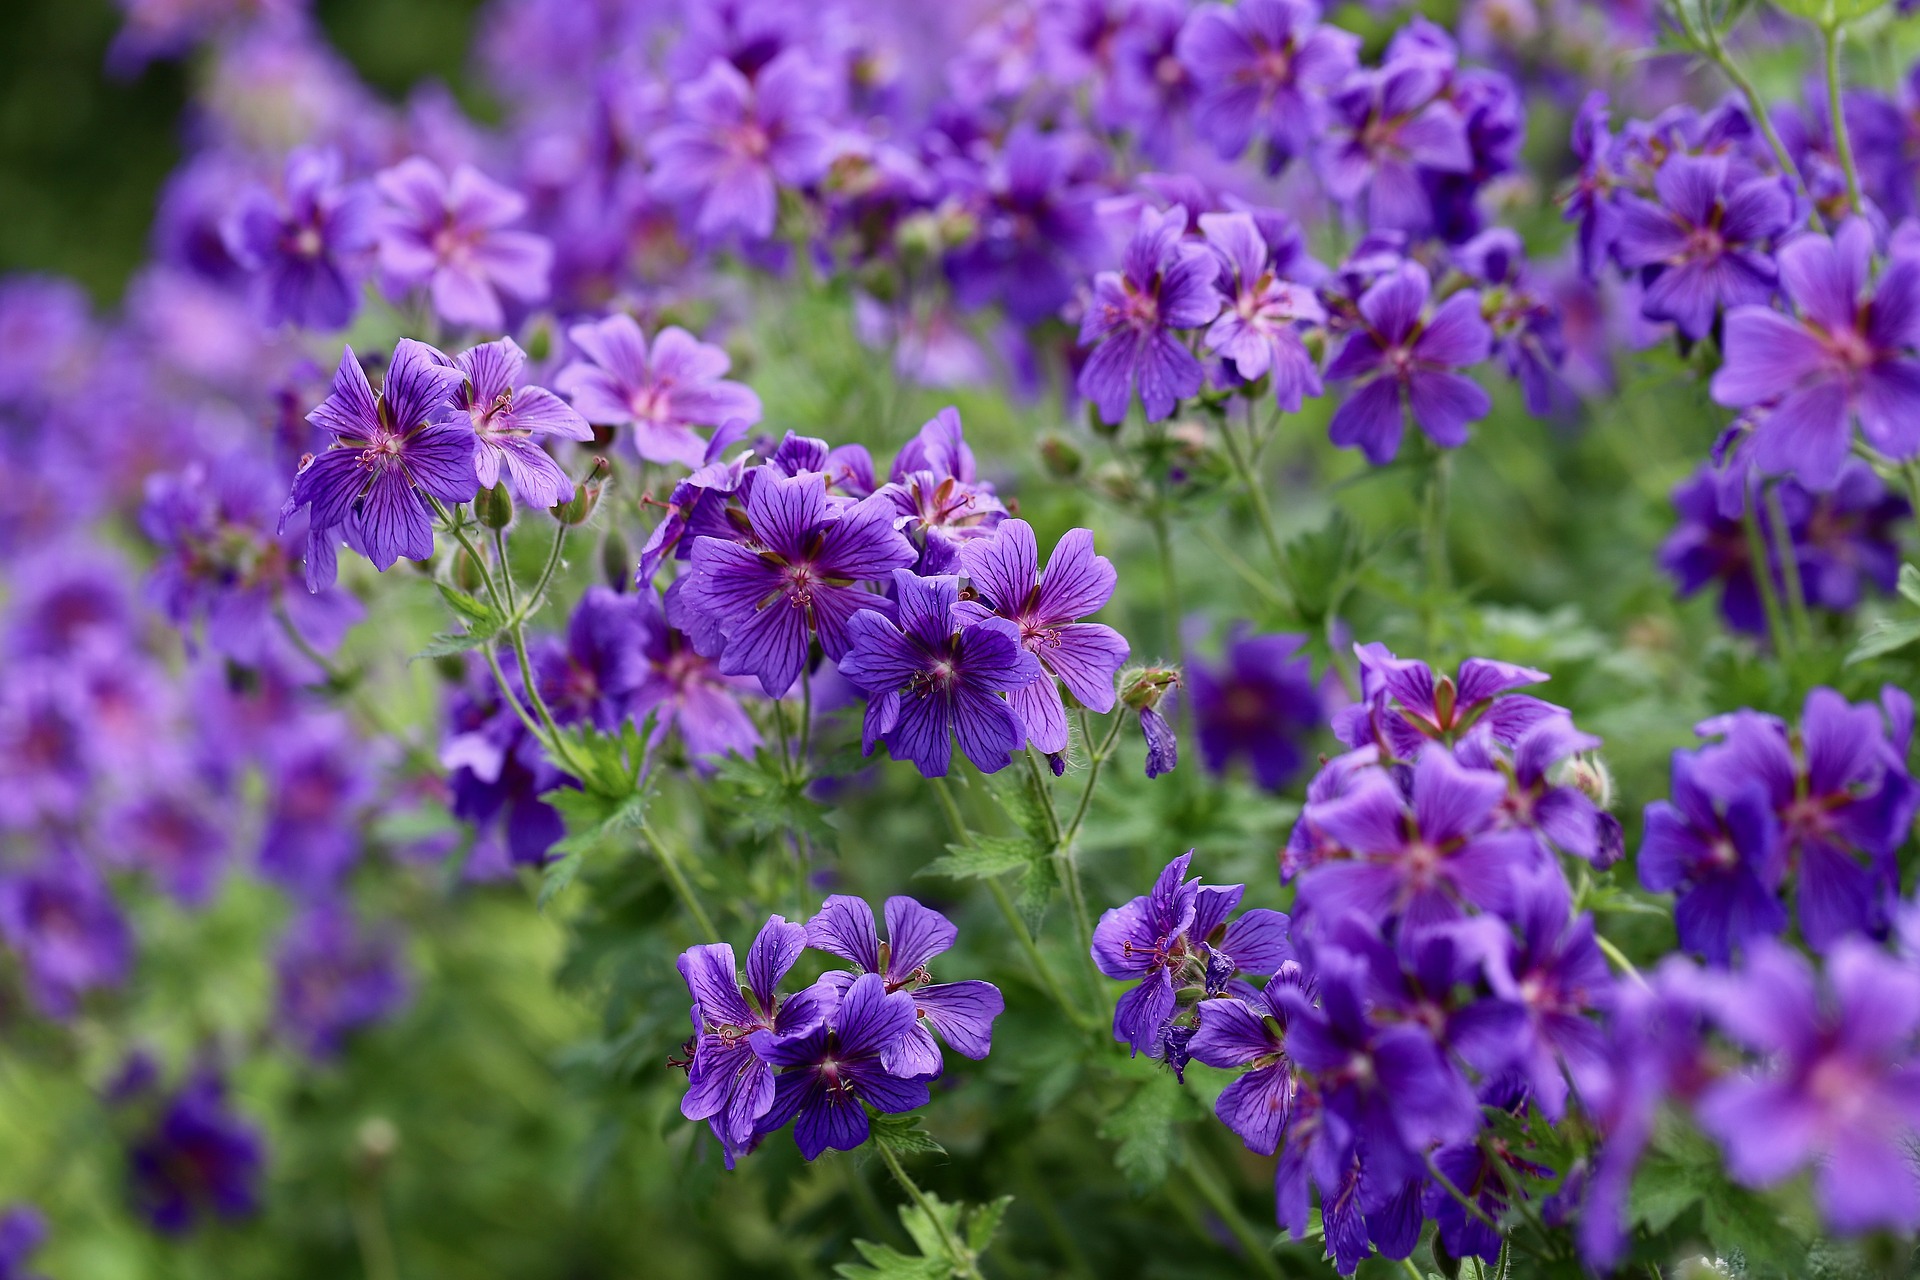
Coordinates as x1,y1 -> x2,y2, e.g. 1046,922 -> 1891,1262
675,896 -> 1003,1163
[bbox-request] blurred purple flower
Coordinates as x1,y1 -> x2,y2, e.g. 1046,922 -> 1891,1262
557,314 -> 762,470
274,902 -> 409,1059
126,1068 -> 264,1235
1325,263 -> 1490,465
223,147 -> 373,332
1613,153 -> 1790,342
1078,203 -> 1220,425
375,157 -> 553,332
1189,626 -> 1319,791
0,850 -> 132,1019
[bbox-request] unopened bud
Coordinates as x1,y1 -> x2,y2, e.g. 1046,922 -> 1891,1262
1565,755 -> 1615,810
601,529 -> 632,592
475,481 -> 514,529
1038,433 -> 1083,480
355,1116 -> 399,1174
452,547 -> 486,593
552,457 -> 610,525
1120,665 -> 1181,713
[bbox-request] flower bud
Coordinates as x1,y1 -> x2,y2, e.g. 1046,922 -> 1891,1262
475,481 -> 514,529
1038,433 -> 1083,480
551,457 -> 610,526
1120,666 -> 1181,713
451,546 -> 486,593
1565,754 -> 1615,810
355,1116 -> 399,1176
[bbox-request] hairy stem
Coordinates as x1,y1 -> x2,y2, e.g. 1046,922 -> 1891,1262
876,1143 -> 983,1280
1824,22 -> 1863,214
640,818 -> 721,939
1184,1149 -> 1284,1280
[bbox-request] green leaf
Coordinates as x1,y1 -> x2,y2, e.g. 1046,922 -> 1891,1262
710,749 -> 837,847
437,583 -> 496,622
919,835 -> 1042,881
835,1193 -> 1011,1280
980,764 -> 1051,843
1012,855 -> 1059,935
833,1239 -> 947,1280
963,1195 -> 1013,1254
868,1112 -> 946,1158
1280,509 -> 1371,622
1629,1157 -> 1705,1233
1097,1071 -> 1196,1190
1702,1184 -> 1807,1269
1846,617 -> 1920,665
538,784 -> 651,909
1769,0 -> 1885,23
1899,562 -> 1920,607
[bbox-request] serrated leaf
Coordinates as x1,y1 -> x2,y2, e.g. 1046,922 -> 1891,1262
869,1111 -> 946,1158
1846,616 -> 1920,665
919,835 -> 1042,881
538,784 -> 651,908
981,763 -> 1051,843
1769,0 -> 1885,22
837,1192 -> 1006,1280
1702,1183 -> 1806,1268
1013,855 -> 1059,935
436,583 -> 497,622
1629,1157 -> 1705,1233
1097,1071 -> 1195,1190
415,619 -> 506,659
710,749 -> 838,847
833,1239 -> 947,1280
964,1195 -> 1012,1254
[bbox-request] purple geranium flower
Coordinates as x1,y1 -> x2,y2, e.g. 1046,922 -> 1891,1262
630,587 -> 762,766
1638,750 -> 1785,965
1319,53 -> 1472,236
536,587 -> 650,734
1292,745 -> 1535,931
100,786 -> 229,907
1711,219 -> 1920,487
258,720 -> 375,895
1189,626 -> 1320,791
126,1068 -> 264,1235
649,51 -> 838,241
840,569 -> 1041,777
676,916 -> 823,1162
1325,263 -> 1491,465
1188,969 -> 1299,1155
557,314 -> 762,470
286,340 -> 477,579
1175,0 -> 1358,174
1198,211 -> 1326,409
679,471 -> 915,697
1091,851 -> 1293,1058
879,409 -> 1007,575
222,146 -> 373,332
1613,152 -> 1790,342
0,1205 -> 44,1280
442,654 -> 574,871
274,902 -> 409,1060
449,338 -> 592,510
1078,203 -> 1221,425
1486,870 -> 1612,1120
955,519 -> 1130,755
0,850 -> 132,1019
806,895 -> 1005,1074
1697,940 -> 1920,1232
751,971 -> 931,1160
375,157 -> 552,332
1333,642 -> 1559,761
945,125 -> 1105,326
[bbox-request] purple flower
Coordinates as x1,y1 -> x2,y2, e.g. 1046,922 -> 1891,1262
126,1068 -> 264,1235
751,971 -> 931,1160
676,916 -> 823,1162
1140,705 -> 1179,778
1189,626 -> 1319,791
0,1205 -> 45,1280
1711,220 -> 1920,487
258,721 -> 374,895
1077,203 -> 1220,425
442,655 -> 574,871
1333,642 -> 1558,761
1697,940 -> 1920,1232
0,663 -> 98,829
536,587 -> 650,734
100,787 -> 229,907
649,51 -> 838,241
222,147 -> 373,332
944,125 -> 1104,326
1091,852 -> 1293,1058
1175,0 -> 1358,174
450,339 -> 592,510
1198,211 -> 1326,410
375,158 -> 552,332
840,569 -> 1041,777
679,472 -> 915,697
879,409 -> 1007,574
1613,153 -> 1790,342
1565,92 -> 1622,279
1291,746 -> 1535,932
0,851 -> 132,1019
1486,870 -> 1611,1120
557,314 -> 762,470
1639,750 -> 1785,965
1325,263 -> 1491,465
630,587 -> 761,765
955,519 -> 1130,755
1319,54 -> 1472,236
1188,971 -> 1299,1155
286,341 -> 477,579
274,903 -> 409,1059
806,895 -> 1006,1074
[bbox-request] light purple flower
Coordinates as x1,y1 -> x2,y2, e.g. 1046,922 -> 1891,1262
1614,152 -> 1790,342
1325,263 -> 1490,465
450,338 -> 592,510
375,157 -> 552,332
1319,55 -> 1471,235
222,147 -> 373,332
630,587 -> 761,765
955,519 -> 1130,755
557,314 -> 762,469
1078,203 -> 1221,424
0,851 -> 132,1019
274,902 -> 409,1059
1177,0 -> 1358,174
1198,211 -> 1326,410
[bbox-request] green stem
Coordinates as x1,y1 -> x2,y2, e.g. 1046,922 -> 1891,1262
1150,510 -> 1184,669
1824,21 -> 1863,214
797,668 -> 814,771
875,1143 -> 983,1280
1420,442 -> 1452,651
1425,1150 -> 1502,1232
1764,485 -> 1813,653
274,607 -> 438,774
1698,26 -> 1810,211
771,695 -> 797,786
1028,747 -> 1096,980
350,1183 -> 401,1280
1402,1261 -> 1428,1280
640,818 -> 720,939
520,521 -> 570,622
1191,524 -> 1293,612
1219,398 -> 1294,608
1741,491 -> 1795,663
1595,933 -> 1647,988
1184,1150 -> 1284,1280
1061,711 -> 1128,850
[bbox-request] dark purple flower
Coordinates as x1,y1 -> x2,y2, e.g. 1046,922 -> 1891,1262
649,51 -> 838,241
222,147 -> 373,332
1565,92 -> 1622,279
676,916 -> 823,1163
840,569 -> 1041,777
258,720 -> 374,895
1189,626 -> 1319,790
1188,970 -> 1298,1155
100,786 -> 229,907
1333,642 -> 1559,761
0,850 -> 131,1019
1198,211 -> 1326,409
679,472 -> 915,697
274,903 -> 409,1059
1485,870 -> 1611,1119
1077,203 -> 1220,425
1325,263 -> 1491,465
1292,745 -> 1535,931
557,314 -> 762,470
375,158 -> 552,332
1639,750 -> 1785,964
0,1204 -> 45,1280
1697,940 -> 1920,1232
442,654 -> 574,871
955,519 -> 1130,755
751,971 -> 931,1160
536,587 -> 650,734
1711,220 -> 1920,487
1091,852 -> 1293,1058
450,338 -> 592,510
944,125 -> 1104,326
126,1068 -> 264,1234
0,663 -> 96,830
1319,53 -> 1472,236
1613,152 -> 1790,342
879,409 -> 1007,574
1175,0 -> 1358,174
806,895 -> 1005,1074
630,587 -> 761,765
1140,704 -> 1179,778
286,341 -> 477,579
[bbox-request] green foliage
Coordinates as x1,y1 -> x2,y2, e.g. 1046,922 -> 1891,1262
1097,1071 -> 1199,1191
416,586 -> 508,658
836,1193 -> 1013,1280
